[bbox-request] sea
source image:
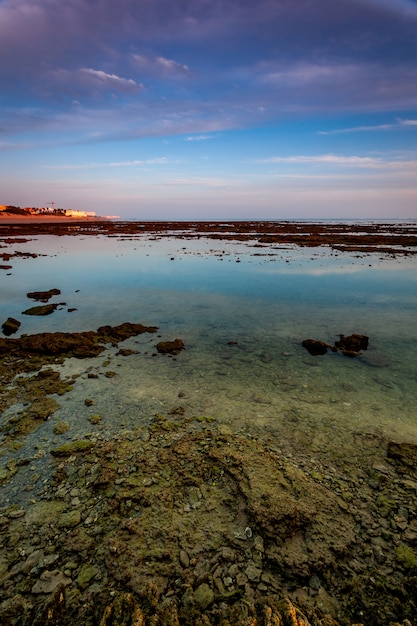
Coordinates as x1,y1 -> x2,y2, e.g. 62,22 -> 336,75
1,225 -> 417,504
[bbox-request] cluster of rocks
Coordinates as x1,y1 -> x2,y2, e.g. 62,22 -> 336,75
302,334 -> 369,358
0,322 -> 160,359
2,288 -> 68,337
0,409 -> 417,625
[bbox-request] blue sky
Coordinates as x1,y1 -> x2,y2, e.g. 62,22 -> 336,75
1,0 -> 417,219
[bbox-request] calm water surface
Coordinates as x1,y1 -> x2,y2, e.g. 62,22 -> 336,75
1,233 -> 417,503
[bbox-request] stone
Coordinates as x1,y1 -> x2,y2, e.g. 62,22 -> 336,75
56,510 -> 81,529
335,333 -> 369,355
27,288 -> 61,302
99,593 -> 145,626
193,583 -> 214,610
76,564 -> 99,590
156,338 -> 185,355
22,303 -> 60,316
302,339 -> 331,356
31,570 -> 71,594
0,321 -> 158,358
387,442 -> 417,471
179,549 -> 190,568
1,317 -> 21,336
51,440 -> 94,457
245,563 -> 262,582
22,549 -> 44,573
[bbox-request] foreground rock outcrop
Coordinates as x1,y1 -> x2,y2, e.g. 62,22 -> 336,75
0,321 -> 159,358
1,413 -> 416,625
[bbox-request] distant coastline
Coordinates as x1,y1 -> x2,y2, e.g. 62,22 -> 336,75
0,212 -> 115,223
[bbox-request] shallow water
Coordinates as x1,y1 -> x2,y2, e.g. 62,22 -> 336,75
1,232 -> 417,504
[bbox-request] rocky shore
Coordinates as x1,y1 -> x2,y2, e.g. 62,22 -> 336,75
1,219 -> 417,256
0,323 -> 416,625
1,221 -> 417,625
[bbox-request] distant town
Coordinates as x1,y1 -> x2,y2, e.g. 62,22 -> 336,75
0,204 -> 95,218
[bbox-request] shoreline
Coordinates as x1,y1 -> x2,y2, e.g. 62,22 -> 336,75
1,217 -> 417,255
0,214 -> 112,224
1,226 -> 417,625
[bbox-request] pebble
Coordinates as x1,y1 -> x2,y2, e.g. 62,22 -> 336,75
179,550 -> 190,568
245,563 -> 262,582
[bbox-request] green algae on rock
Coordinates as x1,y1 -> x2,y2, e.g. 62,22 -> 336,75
22,303 -> 60,316
50,440 -> 95,457
0,321 -> 159,358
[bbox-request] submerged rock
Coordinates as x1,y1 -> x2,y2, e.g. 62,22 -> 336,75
335,333 -> 369,356
0,321 -> 158,358
27,288 -> 61,302
22,303 -> 60,316
1,317 -> 21,336
156,338 -> 185,355
302,333 -> 369,358
302,339 -> 331,356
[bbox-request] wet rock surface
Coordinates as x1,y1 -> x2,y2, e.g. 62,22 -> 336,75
1,219 -> 417,256
0,321 -> 158,358
301,339 -> 333,356
27,288 -> 62,302
1,317 -> 21,336
0,403 -> 417,625
22,303 -> 61,316
302,334 -> 370,360
156,338 -> 186,355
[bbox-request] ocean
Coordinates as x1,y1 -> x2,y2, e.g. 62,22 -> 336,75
1,228 -> 417,507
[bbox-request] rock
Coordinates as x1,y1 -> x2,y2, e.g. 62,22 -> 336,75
0,321 -> 158,358
53,421 -> 70,435
116,348 -> 138,356
156,338 -> 185,355
193,583 -> 214,609
27,288 -> 61,302
99,593 -> 145,626
51,440 -> 94,457
22,549 -> 44,573
302,339 -> 331,356
179,549 -> 190,568
1,317 -> 21,336
387,442 -> 417,471
22,303 -> 60,316
56,510 -> 81,529
335,333 -> 369,355
31,570 -> 71,594
31,584 -> 66,625
245,563 -> 262,582
76,564 -> 99,590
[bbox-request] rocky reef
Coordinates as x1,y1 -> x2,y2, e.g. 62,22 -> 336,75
0,321 -> 416,625
0,411 -> 417,625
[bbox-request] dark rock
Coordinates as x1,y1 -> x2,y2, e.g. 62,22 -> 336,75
27,288 -> 61,302
22,303 -> 59,316
97,322 -> 158,344
0,322 -> 158,358
31,584 -> 66,626
99,593 -> 145,626
335,334 -> 369,355
2,317 -> 21,336
156,338 -> 185,355
387,442 -> 417,471
302,339 -> 330,356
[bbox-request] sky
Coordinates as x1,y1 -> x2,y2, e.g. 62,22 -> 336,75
1,0 -> 417,220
